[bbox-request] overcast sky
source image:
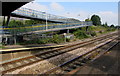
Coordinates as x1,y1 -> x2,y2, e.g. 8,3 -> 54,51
21,0 -> 118,25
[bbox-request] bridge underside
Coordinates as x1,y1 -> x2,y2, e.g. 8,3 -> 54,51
2,2 -> 31,16
11,13 -> 63,23
1,1 -> 33,26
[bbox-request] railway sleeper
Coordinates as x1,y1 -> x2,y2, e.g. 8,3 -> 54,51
29,58 -> 36,61
72,64 -> 80,68
0,67 -> 5,72
66,64 -> 74,67
68,66 -> 77,69
63,66 -> 76,72
63,69 -> 71,72
45,54 -> 52,57
23,60 -> 30,63
73,61 -> 84,66
53,51 -> 60,54
49,53 -> 55,55
40,55 -> 47,59
74,63 -> 83,66
77,59 -> 86,63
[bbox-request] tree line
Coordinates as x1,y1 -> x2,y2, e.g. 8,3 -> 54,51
4,14 -> 119,29
7,19 -> 53,27
85,14 -> 118,28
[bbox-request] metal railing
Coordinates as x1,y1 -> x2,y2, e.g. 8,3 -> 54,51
11,7 -> 69,23
0,21 -> 92,35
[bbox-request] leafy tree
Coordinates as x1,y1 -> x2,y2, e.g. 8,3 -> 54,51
102,22 -> 108,27
85,18 -> 91,21
73,30 -> 89,39
105,22 -> 108,26
91,15 -> 101,26
115,26 -> 120,29
110,24 -> 114,28
91,32 -> 97,36
24,19 -> 53,25
8,20 -> 24,27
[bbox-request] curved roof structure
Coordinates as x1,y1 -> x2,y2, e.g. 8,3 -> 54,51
1,0 -> 33,16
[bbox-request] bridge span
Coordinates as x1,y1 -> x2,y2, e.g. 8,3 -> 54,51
1,21 -> 92,35
1,1 -> 93,45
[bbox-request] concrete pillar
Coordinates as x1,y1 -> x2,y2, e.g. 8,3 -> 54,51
6,37 -> 8,45
2,16 -> 6,26
6,15 -> 10,26
67,29 -> 69,34
86,26 -> 89,32
14,35 -> 17,45
63,33 -> 66,43
2,15 -> 11,26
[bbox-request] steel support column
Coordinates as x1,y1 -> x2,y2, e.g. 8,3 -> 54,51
2,15 -> 11,26
2,16 -> 6,26
6,15 -> 11,26
86,26 -> 89,32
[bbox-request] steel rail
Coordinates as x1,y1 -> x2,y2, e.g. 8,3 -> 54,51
42,39 -> 118,74
1,32 -> 118,74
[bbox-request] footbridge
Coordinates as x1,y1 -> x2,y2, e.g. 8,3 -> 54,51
1,1 -> 93,45
11,7 -> 69,23
1,21 -> 92,35
1,21 -> 92,45
1,6 -> 93,35
10,7 -> 85,23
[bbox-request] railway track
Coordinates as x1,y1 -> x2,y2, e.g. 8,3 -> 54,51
43,38 -> 119,74
0,32 -> 118,74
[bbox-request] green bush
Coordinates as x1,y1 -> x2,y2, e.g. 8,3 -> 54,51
99,31 -> 103,34
51,34 -> 64,44
91,32 -> 97,36
74,30 -> 89,39
106,28 -> 116,32
66,38 -> 70,42
19,34 -> 65,45
37,39 -> 46,44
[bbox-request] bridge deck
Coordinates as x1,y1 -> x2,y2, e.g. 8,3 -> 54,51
1,1 -> 33,16
11,7 -> 78,23
0,22 -> 92,35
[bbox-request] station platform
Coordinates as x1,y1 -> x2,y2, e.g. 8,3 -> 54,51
1,43 -> 65,52
1,38 -> 90,52
1,31 -> 117,52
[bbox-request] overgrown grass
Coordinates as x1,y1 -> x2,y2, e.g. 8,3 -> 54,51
87,25 -> 116,35
73,30 -> 90,39
72,25 -> 116,40
0,46 -> 2,49
17,25 -> 117,45
0,45 -> 4,49
19,34 -> 64,45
